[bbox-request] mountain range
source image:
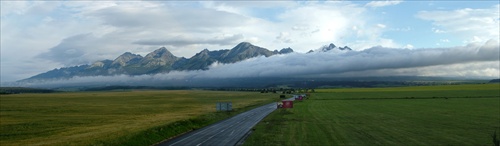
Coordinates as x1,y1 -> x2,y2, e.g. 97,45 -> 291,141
21,42 -> 348,82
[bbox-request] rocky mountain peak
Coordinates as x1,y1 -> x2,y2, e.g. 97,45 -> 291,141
339,46 -> 352,51
230,42 -> 257,53
279,47 -> 294,54
235,42 -> 252,48
321,43 -> 337,52
90,60 -> 112,68
192,49 -> 211,59
142,47 -> 178,67
317,43 -> 351,52
221,42 -> 273,63
199,49 -> 210,55
328,43 -> 336,48
112,52 -> 143,66
147,47 -> 174,58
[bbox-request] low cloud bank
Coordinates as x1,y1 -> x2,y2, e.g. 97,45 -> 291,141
10,40 -> 500,88
196,39 -> 499,78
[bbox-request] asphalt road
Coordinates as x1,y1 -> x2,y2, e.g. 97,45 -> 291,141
156,102 -> 278,146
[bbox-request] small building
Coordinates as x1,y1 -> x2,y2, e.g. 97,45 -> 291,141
282,100 -> 293,108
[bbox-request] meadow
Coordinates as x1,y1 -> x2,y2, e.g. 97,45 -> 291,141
244,84 -> 500,145
0,90 -> 277,145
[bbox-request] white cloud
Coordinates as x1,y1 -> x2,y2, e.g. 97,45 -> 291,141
202,1 -> 377,53
271,3 -> 361,50
366,0 -> 402,8
404,44 -> 414,49
377,24 -> 386,28
0,1 -> 39,16
1,1 -> 116,82
199,1 -> 248,16
390,27 -> 411,32
410,61 -> 499,77
417,4 -> 500,45
133,34 -> 244,47
432,28 -> 446,33
275,32 -> 293,43
36,33 -> 135,66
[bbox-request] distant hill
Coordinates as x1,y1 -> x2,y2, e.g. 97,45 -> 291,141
489,79 -> 500,83
82,86 -> 190,91
0,87 -> 57,94
20,42 -> 302,82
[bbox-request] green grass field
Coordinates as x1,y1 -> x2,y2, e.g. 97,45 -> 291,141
0,90 -> 277,145
244,84 -> 500,145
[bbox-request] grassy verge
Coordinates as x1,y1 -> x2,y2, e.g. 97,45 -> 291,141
0,90 -> 278,145
244,84 -> 500,145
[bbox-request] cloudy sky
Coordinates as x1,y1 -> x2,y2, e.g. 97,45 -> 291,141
1,0 -> 499,82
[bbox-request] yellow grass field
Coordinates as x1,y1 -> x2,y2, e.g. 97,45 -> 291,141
0,90 -> 277,145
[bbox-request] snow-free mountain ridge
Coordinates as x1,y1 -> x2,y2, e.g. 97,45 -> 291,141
21,42 -> 351,82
